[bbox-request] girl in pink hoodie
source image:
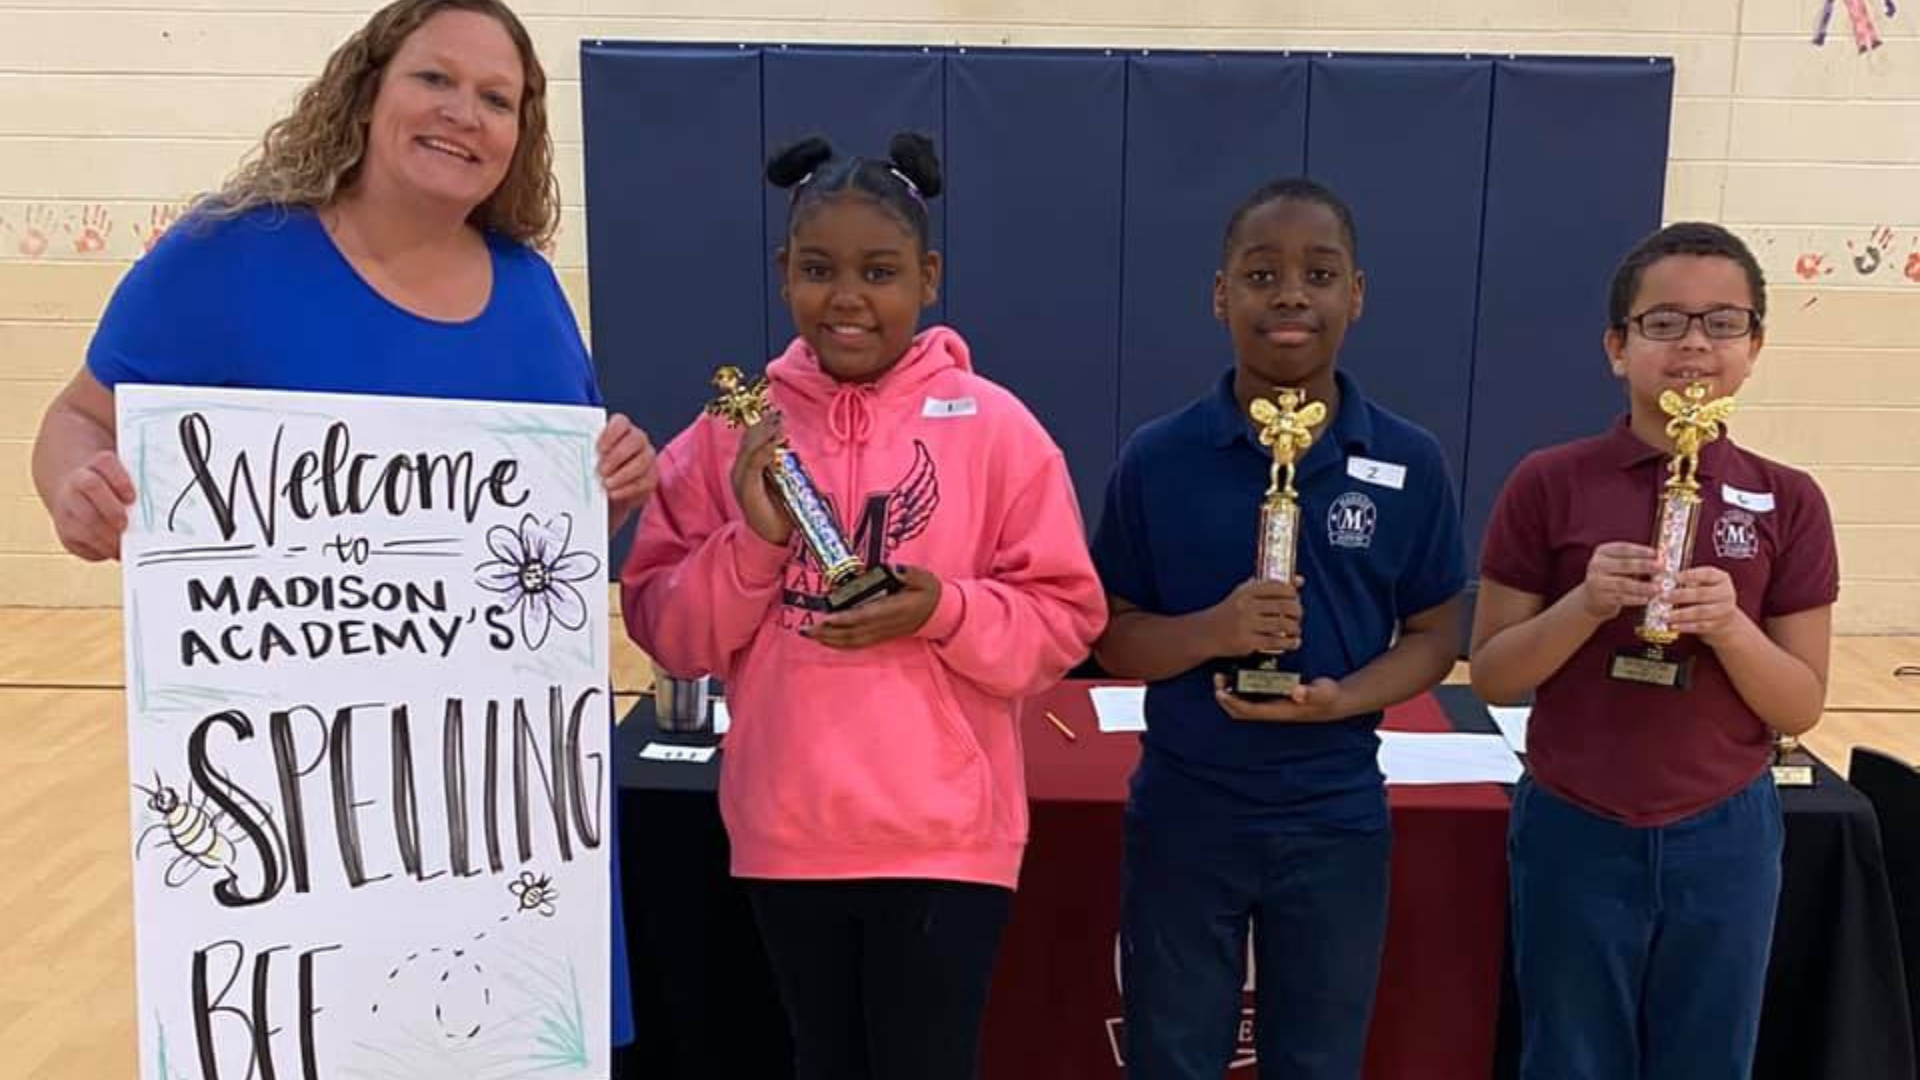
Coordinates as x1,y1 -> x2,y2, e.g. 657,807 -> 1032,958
620,132 -> 1107,1080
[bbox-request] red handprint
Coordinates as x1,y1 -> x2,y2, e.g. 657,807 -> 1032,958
1794,252 -> 1831,280
134,203 -> 183,255
69,204 -> 112,255
9,205 -> 53,258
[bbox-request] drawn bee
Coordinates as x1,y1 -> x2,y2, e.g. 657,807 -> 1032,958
508,871 -> 557,917
133,773 -> 238,888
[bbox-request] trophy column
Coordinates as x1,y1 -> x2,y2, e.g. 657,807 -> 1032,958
705,366 -> 902,612
1608,382 -> 1736,690
1232,387 -> 1325,701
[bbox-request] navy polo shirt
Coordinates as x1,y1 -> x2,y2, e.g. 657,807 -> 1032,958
1092,369 -> 1466,831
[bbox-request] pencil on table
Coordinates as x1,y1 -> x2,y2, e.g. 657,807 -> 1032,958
1044,710 -> 1077,742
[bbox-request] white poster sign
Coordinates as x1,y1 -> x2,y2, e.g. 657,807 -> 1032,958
117,384 -> 610,1080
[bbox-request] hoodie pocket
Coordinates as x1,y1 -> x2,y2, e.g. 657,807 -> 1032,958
724,639 -> 994,850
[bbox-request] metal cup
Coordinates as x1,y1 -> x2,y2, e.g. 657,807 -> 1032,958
652,666 -> 711,733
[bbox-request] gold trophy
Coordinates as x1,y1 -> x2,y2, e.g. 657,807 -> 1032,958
1608,382 -> 1736,689
706,366 -> 902,611
1232,387 -> 1326,699
1771,732 -> 1816,787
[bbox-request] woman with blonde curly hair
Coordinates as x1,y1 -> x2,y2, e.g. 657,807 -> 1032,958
205,0 -> 560,246
30,0 -> 648,1049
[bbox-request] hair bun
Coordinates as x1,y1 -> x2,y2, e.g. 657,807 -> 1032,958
886,132 -> 943,199
767,136 -> 834,188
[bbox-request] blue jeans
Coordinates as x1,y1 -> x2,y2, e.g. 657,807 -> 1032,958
1120,814 -> 1392,1079
1510,773 -> 1784,1080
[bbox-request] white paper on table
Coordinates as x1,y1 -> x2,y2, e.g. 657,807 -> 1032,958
1487,706 -> 1531,756
1377,731 -> 1522,785
711,699 -> 731,734
639,742 -> 717,764
1089,685 -> 1147,732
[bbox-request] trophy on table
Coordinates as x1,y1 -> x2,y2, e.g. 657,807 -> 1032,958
1608,382 -> 1737,690
1772,732 -> 1817,788
1231,387 -> 1326,700
705,366 -> 902,611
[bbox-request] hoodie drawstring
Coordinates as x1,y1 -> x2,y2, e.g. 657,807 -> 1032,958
827,385 -> 877,546
827,384 -> 876,447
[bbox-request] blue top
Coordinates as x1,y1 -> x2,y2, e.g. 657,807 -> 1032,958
87,204 -> 634,1046
1092,369 -> 1466,832
88,205 -> 599,407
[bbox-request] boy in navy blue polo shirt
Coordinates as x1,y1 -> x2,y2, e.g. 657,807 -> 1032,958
1090,179 -> 1466,1080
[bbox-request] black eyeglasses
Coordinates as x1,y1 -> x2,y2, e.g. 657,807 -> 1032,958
1620,306 -> 1761,342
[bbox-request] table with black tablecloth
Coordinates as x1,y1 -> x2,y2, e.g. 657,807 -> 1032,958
1741,752 -> 1916,1080
612,683 -> 1914,1079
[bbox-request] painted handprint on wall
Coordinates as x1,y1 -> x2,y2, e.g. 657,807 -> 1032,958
69,204 -> 113,255
1794,252 -> 1832,280
1796,228 -> 1919,286
5,205 -> 55,258
135,203 -> 184,255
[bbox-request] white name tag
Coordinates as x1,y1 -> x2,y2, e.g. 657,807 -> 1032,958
1346,456 -> 1407,490
1722,484 -> 1775,513
639,742 -> 716,764
922,396 -> 977,418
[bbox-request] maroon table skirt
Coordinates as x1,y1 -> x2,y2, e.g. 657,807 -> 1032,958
981,682 -> 1510,1080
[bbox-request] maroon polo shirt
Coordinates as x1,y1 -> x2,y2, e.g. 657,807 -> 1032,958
1480,417 -> 1840,826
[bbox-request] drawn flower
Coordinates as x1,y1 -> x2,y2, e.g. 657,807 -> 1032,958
508,870 -> 558,917
475,513 -> 600,650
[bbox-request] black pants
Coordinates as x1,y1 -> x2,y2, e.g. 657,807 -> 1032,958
746,878 -> 1014,1080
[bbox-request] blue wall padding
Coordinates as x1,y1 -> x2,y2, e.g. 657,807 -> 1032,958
1464,57 -> 1674,567
1117,54 -> 1309,442
1305,55 -> 1492,490
945,51 -> 1128,524
581,44 -> 767,453
580,44 -> 1674,567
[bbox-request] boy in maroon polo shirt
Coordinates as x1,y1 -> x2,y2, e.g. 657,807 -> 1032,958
1470,222 -> 1838,1080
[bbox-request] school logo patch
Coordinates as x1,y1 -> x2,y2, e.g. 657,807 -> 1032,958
1714,508 -> 1759,560
1327,492 -> 1377,550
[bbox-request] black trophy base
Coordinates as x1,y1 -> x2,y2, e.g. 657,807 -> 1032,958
826,564 -> 905,612
1607,647 -> 1693,690
1230,656 -> 1301,702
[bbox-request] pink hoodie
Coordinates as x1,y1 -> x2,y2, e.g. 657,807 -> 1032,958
622,326 -> 1107,887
